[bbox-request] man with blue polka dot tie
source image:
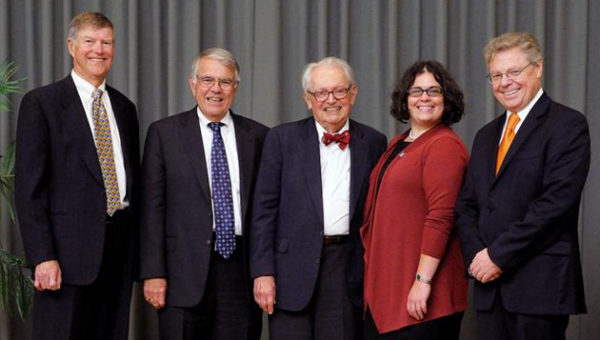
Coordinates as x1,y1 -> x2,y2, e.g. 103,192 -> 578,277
140,48 -> 268,340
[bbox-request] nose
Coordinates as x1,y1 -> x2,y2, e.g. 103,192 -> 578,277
325,92 -> 337,103
499,74 -> 514,86
93,41 -> 104,53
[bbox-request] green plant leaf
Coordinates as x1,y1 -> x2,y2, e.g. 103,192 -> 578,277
0,142 -> 16,175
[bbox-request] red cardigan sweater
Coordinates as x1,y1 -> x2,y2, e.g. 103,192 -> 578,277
361,124 -> 469,334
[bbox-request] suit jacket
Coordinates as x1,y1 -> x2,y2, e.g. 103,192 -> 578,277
250,117 -> 386,311
139,108 -> 269,308
455,93 -> 589,315
15,75 -> 140,285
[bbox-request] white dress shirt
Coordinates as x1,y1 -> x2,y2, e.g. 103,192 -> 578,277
316,120 -> 351,236
197,109 -> 243,236
72,70 -> 128,207
499,88 -> 544,144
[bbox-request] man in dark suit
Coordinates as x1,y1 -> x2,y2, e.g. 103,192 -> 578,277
250,57 -> 387,340
140,48 -> 267,340
15,12 -> 140,340
455,32 -> 590,340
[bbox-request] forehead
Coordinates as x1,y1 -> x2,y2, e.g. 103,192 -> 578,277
310,66 -> 349,90
76,25 -> 114,39
198,58 -> 235,77
412,71 -> 440,86
488,47 -> 528,71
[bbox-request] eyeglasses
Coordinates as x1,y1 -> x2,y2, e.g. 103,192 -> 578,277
487,63 -> 534,84
307,85 -> 353,102
198,76 -> 238,90
408,87 -> 443,98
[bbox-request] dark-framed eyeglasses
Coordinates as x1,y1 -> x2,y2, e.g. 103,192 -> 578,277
198,76 -> 238,90
307,85 -> 353,102
407,86 -> 443,98
487,63 -> 534,84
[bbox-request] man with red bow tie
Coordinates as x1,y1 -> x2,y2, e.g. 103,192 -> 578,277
250,57 -> 386,340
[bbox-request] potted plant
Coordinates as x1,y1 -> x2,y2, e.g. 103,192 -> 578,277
0,59 -> 34,320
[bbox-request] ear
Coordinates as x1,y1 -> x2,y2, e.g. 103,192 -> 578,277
535,59 -> 544,79
67,38 -> 75,58
303,92 -> 313,110
348,85 -> 358,105
188,78 -> 196,94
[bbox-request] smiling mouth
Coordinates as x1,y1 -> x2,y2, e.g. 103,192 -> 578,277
207,97 -> 223,102
324,106 -> 341,112
503,88 -> 519,96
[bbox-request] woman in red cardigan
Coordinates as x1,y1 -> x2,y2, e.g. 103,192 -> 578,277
361,60 -> 469,339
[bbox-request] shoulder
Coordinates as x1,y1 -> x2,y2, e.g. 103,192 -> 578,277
106,84 -> 136,109
21,77 -> 71,103
231,112 -> 270,136
350,119 -> 386,140
148,109 -> 195,131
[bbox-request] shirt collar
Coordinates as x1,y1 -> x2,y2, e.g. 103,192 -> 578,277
71,70 -> 106,102
315,119 -> 350,145
197,107 -> 233,128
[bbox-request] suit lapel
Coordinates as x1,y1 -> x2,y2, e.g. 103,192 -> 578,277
348,120 -> 368,221
493,93 -> 550,182
232,112 -> 256,224
107,86 -> 134,197
180,109 -> 212,202
297,118 -> 324,226
59,76 -> 103,185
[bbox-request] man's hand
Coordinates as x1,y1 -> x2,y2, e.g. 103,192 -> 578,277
144,278 -> 167,309
253,275 -> 276,314
470,248 -> 502,283
406,280 -> 431,321
34,260 -> 62,291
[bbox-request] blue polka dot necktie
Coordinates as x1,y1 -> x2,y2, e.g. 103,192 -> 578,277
208,122 -> 236,258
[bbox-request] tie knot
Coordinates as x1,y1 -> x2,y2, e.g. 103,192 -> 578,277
208,122 -> 224,132
508,112 -> 520,127
92,89 -> 103,100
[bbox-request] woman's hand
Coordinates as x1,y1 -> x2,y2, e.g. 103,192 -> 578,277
406,279 -> 431,321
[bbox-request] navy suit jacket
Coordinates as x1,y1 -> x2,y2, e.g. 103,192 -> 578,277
455,93 -> 589,315
139,108 -> 269,307
15,75 -> 140,285
250,117 -> 386,311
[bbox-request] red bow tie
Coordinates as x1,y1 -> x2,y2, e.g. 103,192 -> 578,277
322,130 -> 351,150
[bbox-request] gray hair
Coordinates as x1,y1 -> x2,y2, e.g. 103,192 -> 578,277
189,47 -> 241,83
483,32 -> 543,67
68,12 -> 113,41
301,57 -> 356,92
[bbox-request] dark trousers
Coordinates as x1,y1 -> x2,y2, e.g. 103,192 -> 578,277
477,293 -> 570,340
32,210 -> 134,340
269,242 -> 361,340
363,309 -> 463,340
158,237 -> 262,340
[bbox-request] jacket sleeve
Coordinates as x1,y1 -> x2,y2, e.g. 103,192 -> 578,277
15,91 -> 56,267
420,137 -> 468,259
139,123 -> 168,279
249,128 -> 283,279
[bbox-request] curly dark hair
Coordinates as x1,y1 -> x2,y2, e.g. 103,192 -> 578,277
390,60 -> 465,126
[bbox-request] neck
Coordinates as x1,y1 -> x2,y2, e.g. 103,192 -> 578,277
409,122 -> 439,140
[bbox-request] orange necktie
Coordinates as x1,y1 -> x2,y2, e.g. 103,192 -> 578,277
496,112 -> 520,175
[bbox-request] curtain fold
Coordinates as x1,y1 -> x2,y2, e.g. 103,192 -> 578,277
1,1 -> 599,339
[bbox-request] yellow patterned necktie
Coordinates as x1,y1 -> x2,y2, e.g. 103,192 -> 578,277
496,112 -> 521,175
92,89 -> 121,216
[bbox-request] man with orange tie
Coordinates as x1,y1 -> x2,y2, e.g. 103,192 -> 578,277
455,32 -> 590,340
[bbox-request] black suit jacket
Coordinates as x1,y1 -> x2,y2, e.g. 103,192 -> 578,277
139,108 -> 268,308
455,93 -> 589,315
249,117 -> 386,311
15,75 -> 140,285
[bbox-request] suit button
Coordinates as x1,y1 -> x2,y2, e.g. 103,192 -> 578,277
487,206 -> 494,212
319,231 -> 324,236
206,240 -> 212,246
208,211 -> 213,217
315,257 -> 320,264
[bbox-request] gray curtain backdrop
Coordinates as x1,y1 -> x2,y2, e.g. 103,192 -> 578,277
1,1 -> 598,339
